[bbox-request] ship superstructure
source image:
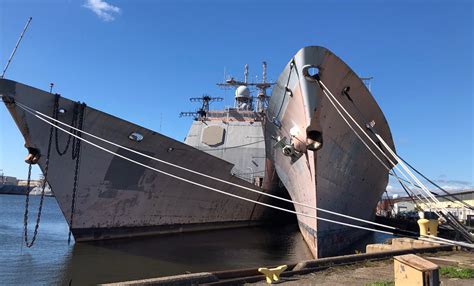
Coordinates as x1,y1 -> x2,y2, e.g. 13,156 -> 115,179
182,63 -> 274,188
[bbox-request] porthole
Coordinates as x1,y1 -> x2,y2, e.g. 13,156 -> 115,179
128,132 -> 144,142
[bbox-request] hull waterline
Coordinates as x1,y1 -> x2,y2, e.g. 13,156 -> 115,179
0,79 -> 284,242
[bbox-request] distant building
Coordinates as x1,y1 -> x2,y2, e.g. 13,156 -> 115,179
378,190 -> 474,222
393,200 -> 416,215
416,190 -> 474,222
0,171 -> 54,196
17,179 -> 42,187
0,175 -> 18,186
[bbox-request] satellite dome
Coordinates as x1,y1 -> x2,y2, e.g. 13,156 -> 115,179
235,85 -> 250,98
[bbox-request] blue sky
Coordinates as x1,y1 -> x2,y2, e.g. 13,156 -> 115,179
0,0 -> 472,195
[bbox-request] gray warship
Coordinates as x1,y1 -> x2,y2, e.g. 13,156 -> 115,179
0,63 -> 287,243
2,46 -> 395,258
265,46 -> 395,258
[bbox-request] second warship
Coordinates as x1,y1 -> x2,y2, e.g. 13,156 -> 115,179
2,47 -> 395,258
265,46 -> 395,258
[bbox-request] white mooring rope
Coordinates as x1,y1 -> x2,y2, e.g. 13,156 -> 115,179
320,88 -> 429,205
16,101 -> 401,236
316,78 -> 473,241
317,80 -> 442,210
16,101 -> 398,231
15,100 -> 474,248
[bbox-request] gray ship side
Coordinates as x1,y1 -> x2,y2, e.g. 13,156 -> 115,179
1,78 -> 282,242
266,46 -> 395,258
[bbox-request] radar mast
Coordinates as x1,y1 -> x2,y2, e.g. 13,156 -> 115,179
179,94 -> 223,120
217,62 -> 275,113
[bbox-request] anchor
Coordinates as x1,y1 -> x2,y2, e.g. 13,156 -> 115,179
24,147 -> 40,164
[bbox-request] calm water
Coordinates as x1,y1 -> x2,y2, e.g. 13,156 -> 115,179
1,194 -> 315,285
0,194 -> 391,285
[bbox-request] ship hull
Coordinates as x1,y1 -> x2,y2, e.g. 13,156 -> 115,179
266,46 -> 395,258
1,79 -> 282,242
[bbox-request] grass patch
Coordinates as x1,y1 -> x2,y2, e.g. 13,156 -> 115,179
440,266 -> 474,279
366,281 -> 394,286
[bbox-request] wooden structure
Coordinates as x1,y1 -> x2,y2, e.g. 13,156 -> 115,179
394,254 -> 439,286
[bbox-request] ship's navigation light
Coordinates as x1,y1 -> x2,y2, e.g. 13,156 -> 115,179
58,108 -> 66,114
128,132 -> 144,142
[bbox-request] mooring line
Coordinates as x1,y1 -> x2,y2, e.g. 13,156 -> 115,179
20,99 -> 474,247
17,102 -> 411,237
17,99 -> 474,247
320,88 -> 428,206
316,79 -> 473,241
317,80 -> 436,209
16,101 -> 402,232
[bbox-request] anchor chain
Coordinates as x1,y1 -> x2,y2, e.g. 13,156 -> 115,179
23,163 -> 32,243
23,94 -> 86,247
23,100 -> 55,247
270,59 -> 294,123
68,103 -> 86,244
54,94 -> 80,156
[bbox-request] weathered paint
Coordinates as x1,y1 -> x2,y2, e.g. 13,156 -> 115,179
184,112 -> 266,186
0,79 -> 285,241
266,46 -> 395,258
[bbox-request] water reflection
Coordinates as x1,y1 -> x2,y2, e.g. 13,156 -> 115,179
0,195 -> 72,285
61,224 -> 312,285
2,195 -> 390,286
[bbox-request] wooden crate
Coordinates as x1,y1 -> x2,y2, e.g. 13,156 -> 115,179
394,254 -> 439,286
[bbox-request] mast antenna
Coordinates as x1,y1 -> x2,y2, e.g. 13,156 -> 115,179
262,61 -> 267,83
1,17 -> 33,79
179,94 -> 224,120
217,61 -> 275,113
244,64 -> 249,84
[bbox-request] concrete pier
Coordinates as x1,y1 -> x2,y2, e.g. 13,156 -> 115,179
102,243 -> 462,285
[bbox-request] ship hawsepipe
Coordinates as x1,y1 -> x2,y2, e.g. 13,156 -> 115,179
265,46 -> 395,258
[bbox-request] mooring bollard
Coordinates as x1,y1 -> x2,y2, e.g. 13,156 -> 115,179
428,219 -> 439,237
417,218 -> 429,236
258,265 -> 287,284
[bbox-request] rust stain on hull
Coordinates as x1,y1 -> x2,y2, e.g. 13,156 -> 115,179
0,78 -> 286,241
266,46 -> 395,258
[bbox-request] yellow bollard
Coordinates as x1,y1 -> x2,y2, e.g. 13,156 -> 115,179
258,265 -> 288,284
428,219 -> 439,237
417,218 -> 429,236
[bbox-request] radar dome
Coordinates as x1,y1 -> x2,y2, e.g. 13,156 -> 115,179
235,85 -> 250,98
